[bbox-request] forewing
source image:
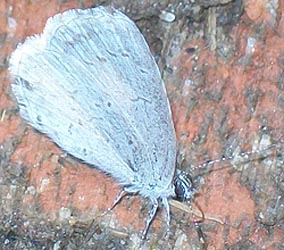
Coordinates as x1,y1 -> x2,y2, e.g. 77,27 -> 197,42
9,7 -> 176,188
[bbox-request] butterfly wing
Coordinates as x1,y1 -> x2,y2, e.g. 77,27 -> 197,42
9,7 -> 176,192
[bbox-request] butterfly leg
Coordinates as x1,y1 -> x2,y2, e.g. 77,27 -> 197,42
141,198 -> 159,239
109,188 -> 128,210
161,197 -> 171,237
101,188 -> 128,216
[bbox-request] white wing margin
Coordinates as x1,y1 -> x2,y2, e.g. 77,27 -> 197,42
9,7 -> 176,191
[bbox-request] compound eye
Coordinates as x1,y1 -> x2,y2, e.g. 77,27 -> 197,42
174,172 -> 195,202
174,179 -> 186,201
